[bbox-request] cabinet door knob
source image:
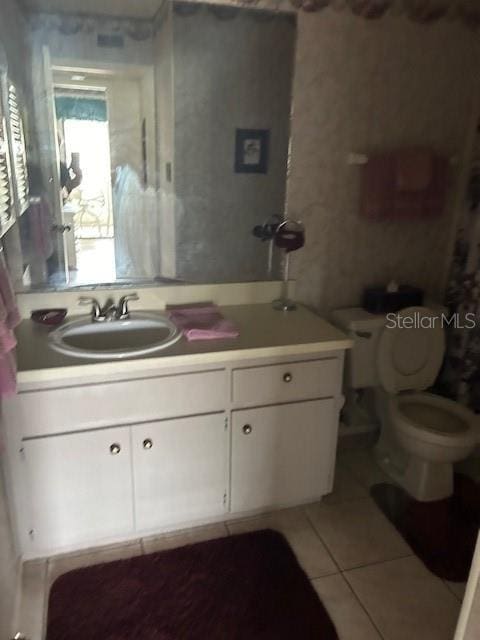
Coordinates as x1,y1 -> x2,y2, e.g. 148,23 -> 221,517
143,438 -> 153,450
242,424 -> 252,435
283,372 -> 292,383
109,443 -> 121,455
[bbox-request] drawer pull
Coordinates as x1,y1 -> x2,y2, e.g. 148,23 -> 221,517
283,372 -> 293,383
143,438 -> 153,450
109,443 -> 121,455
242,424 -> 252,435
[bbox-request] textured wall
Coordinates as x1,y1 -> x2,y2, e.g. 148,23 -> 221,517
155,3 -> 177,278
288,9 -> 479,313
0,0 -> 28,88
29,13 -> 154,68
172,6 -> 295,282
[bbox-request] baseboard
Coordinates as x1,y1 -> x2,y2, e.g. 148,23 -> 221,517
338,421 -> 377,437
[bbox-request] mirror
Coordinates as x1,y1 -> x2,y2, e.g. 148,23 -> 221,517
1,0 -> 296,291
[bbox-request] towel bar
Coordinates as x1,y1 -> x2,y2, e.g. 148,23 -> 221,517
347,152 -> 458,166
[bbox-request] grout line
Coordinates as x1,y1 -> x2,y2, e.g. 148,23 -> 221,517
341,570 -> 386,640
302,506 -> 341,573
443,579 -> 466,602
308,567 -> 341,580
321,494 -> 373,506
341,552 -> 415,574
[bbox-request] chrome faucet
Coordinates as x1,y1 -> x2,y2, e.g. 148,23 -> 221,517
116,293 -> 139,320
78,293 -> 139,322
78,296 -> 104,321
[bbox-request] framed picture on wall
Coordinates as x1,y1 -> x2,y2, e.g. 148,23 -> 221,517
234,128 -> 269,174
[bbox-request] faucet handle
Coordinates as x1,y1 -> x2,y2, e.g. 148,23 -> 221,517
78,296 -> 102,320
117,293 -> 139,319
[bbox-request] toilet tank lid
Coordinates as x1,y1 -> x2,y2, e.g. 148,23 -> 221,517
377,306 -> 445,393
330,307 -> 386,332
331,303 -> 447,333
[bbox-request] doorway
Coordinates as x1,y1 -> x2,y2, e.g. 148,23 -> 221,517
55,90 -> 116,284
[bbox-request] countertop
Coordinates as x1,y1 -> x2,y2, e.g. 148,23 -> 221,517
15,303 -> 352,384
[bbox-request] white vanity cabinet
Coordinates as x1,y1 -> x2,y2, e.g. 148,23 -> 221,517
3,349 -> 346,557
19,413 -> 229,551
231,399 -> 336,513
21,426 -> 134,550
132,413 -> 229,531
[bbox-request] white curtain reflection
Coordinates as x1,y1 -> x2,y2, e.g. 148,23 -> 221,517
113,165 -> 159,279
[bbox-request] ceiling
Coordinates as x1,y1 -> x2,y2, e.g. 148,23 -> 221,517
18,0 -> 165,19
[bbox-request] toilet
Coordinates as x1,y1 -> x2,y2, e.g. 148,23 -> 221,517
333,306 -> 479,502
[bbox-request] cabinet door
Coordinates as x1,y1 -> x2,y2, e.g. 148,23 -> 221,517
133,413 -> 228,532
22,427 -> 133,551
231,399 -> 336,513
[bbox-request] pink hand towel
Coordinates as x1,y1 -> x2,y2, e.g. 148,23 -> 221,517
168,304 -> 239,342
0,251 -> 21,395
0,352 -> 17,395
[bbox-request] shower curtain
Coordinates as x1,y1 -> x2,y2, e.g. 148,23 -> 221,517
113,164 -> 159,279
441,122 -> 480,411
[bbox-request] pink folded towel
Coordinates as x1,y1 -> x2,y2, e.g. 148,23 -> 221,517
0,351 -> 17,396
395,149 -> 432,192
168,304 -> 239,342
0,252 -> 21,395
361,149 -> 449,220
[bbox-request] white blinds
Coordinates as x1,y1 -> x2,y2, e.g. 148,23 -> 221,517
0,95 -> 14,232
8,83 -> 29,215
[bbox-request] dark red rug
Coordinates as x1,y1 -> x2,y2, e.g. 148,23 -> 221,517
46,529 -> 338,640
371,474 -> 480,582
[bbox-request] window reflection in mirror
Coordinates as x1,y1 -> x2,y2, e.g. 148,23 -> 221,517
1,0 -> 296,291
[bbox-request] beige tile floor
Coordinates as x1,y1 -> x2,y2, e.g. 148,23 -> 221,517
17,447 -> 465,640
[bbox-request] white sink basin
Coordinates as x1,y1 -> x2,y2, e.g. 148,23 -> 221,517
48,312 -> 181,360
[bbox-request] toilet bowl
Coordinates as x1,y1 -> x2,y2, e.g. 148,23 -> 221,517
331,305 -> 479,502
375,307 -> 479,501
384,391 -> 478,500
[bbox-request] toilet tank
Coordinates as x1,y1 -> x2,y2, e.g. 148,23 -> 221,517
331,308 -> 387,389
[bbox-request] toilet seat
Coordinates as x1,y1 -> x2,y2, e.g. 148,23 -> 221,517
377,307 -> 445,393
389,392 -> 478,449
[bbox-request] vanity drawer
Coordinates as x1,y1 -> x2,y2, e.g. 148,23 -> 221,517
8,369 -> 227,437
232,358 -> 339,406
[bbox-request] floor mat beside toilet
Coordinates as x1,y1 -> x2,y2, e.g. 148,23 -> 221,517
371,475 -> 480,582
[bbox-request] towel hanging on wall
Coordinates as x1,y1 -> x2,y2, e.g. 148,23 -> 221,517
360,148 -> 449,220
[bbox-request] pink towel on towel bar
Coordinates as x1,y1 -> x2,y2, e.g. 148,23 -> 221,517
0,251 -> 21,395
168,304 -> 239,342
395,149 -> 433,192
